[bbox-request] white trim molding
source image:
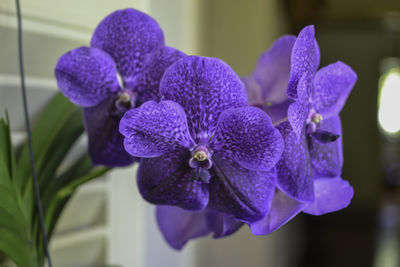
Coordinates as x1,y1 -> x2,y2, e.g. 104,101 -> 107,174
0,74 -> 57,91
0,0 -> 147,43
0,11 -> 91,43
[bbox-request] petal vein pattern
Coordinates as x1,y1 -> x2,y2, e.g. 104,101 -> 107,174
120,101 -> 195,157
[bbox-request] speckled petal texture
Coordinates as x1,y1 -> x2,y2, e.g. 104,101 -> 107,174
288,101 -> 309,139
134,47 -> 185,105
55,46 -> 120,107
206,211 -> 243,238
288,74 -> 311,138
250,188 -> 305,235
83,97 -> 135,167
303,177 -> 353,215
91,8 -> 165,83
138,149 -> 209,210
313,61 -> 357,118
120,101 -> 195,158
308,115 -> 343,177
156,206 -> 211,250
275,122 -> 314,202
252,35 -> 296,104
213,107 -> 284,171
160,56 -> 248,143
208,154 -> 276,223
287,25 -> 319,99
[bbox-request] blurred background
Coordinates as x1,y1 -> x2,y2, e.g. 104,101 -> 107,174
1,0 -> 400,266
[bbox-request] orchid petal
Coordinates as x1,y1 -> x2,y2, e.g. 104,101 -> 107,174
206,211 -> 243,238
55,46 -> 120,107
253,35 -> 296,104
208,154 -> 276,223
249,188 -> 305,235
213,106 -> 284,171
303,177 -> 353,215
288,74 -> 312,138
119,100 -> 195,158
134,47 -> 185,105
287,25 -> 319,99
308,115 -> 343,177
91,8 -> 164,83
160,56 -> 248,143
313,61 -> 357,118
83,97 -> 136,166
138,149 -> 209,210
275,122 -> 314,202
156,205 -> 211,250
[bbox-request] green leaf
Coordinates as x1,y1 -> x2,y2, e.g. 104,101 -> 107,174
16,93 -> 82,229
42,153 -> 94,239
32,109 -> 84,244
0,228 -> 38,267
42,153 -> 92,211
57,166 -> 110,201
0,116 -> 14,180
0,133 -> 27,229
20,179 -> 34,234
45,164 -> 109,238
0,119 -> 11,185
0,116 -> 23,211
0,207 -> 27,243
0,185 -> 26,228
0,94 -> 90,266
38,108 -> 84,194
0,130 -> 38,267
1,93 -> 110,265
16,93 -> 79,194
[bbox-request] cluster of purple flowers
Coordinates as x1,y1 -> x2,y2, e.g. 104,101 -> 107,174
55,8 -> 356,249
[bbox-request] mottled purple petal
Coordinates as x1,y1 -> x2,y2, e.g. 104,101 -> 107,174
263,99 -> 293,124
252,35 -> 296,104
138,149 -> 209,210
250,188 -> 305,235
242,76 -> 263,107
83,97 -> 135,167
208,154 -> 276,223
119,101 -> 195,158
135,47 -> 185,105
303,177 -> 354,215
206,211 -> 243,238
287,25 -> 319,99
288,101 -> 309,139
275,122 -> 314,202
314,39 -> 321,71
288,74 -> 312,138
55,46 -> 120,107
308,115 -> 343,177
91,8 -> 164,83
243,77 -> 293,124
160,56 -> 248,143
313,61 -> 357,118
213,107 -> 284,171
156,206 -> 211,250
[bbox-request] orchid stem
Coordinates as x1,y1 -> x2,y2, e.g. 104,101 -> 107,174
273,117 -> 288,126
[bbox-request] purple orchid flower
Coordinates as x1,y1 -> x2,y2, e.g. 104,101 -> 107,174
120,56 -> 285,248
55,8 -> 184,166
156,205 -> 243,249
243,25 -> 356,235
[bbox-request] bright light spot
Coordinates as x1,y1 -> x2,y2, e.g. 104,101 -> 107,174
378,67 -> 400,136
